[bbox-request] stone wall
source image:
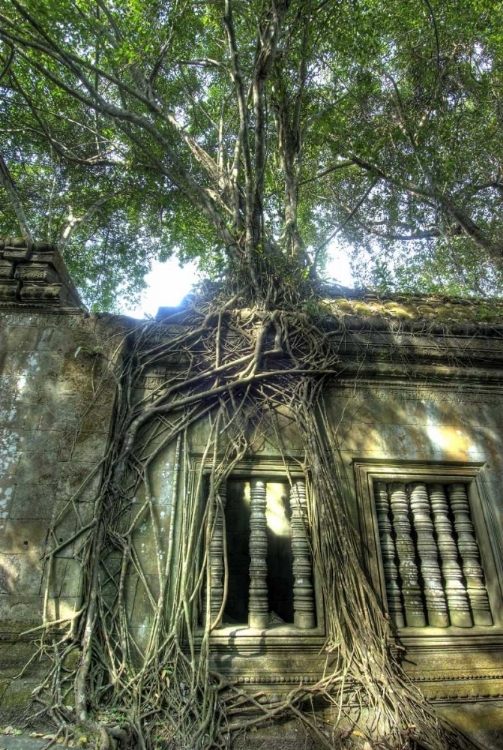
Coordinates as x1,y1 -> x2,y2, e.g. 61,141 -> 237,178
130,311 -> 503,746
2,252 -> 503,744
327,378 -> 503,745
0,242 -> 127,716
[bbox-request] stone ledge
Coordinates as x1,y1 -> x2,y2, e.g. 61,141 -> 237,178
0,239 -> 83,310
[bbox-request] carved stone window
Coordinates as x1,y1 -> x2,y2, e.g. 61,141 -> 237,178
355,462 -> 503,632
374,481 -> 492,628
202,476 -> 316,631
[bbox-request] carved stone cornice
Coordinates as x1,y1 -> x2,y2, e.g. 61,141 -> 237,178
0,238 -> 82,310
233,674 -> 319,685
411,672 -> 503,703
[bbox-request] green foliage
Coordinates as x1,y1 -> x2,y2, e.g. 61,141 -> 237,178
0,0 -> 502,307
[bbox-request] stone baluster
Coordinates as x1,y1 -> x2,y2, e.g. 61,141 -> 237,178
448,483 -> 492,626
409,483 -> 448,627
429,484 -> 472,627
374,482 -> 405,628
203,482 -> 227,628
389,483 -> 426,627
290,480 -> 315,629
248,479 -> 269,628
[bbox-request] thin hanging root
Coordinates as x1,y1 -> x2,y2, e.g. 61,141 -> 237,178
27,290 -> 482,750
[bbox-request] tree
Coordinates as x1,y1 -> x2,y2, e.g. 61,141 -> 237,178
0,0 -> 502,306
0,2 -> 498,748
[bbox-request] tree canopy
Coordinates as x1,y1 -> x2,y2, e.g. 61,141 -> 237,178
2,5 -> 501,747
0,0 -> 502,308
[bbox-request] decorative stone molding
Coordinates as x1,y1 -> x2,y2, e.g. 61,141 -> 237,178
355,461 -> 500,632
448,483 -> 493,626
374,482 -> 404,628
203,482 -> 227,628
379,481 -> 492,629
410,482 -> 449,627
248,479 -> 269,629
291,480 -> 315,629
234,673 -> 319,685
0,238 -> 82,309
389,483 -> 426,627
430,484 -> 472,627
195,454 -> 325,638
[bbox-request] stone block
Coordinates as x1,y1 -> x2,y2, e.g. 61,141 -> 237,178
125,573 -> 158,630
0,260 -> 14,279
14,263 -> 59,284
3,240 -> 32,261
36,397 -> 85,432
46,512 -> 80,558
9,482 -> 56,520
0,596 -> 41,625
0,521 -> 48,554
437,702 -> 503,748
0,552 -> 44,595
0,677 -> 41,715
336,424 -> 384,454
54,461 -> 102,505
43,557 -> 82,598
2,430 -> 26,471
375,424 -> 424,458
45,596 -> 81,623
58,431 -> 108,463
0,641 -> 40,678
131,516 -> 171,576
8,402 -> 45,432
19,282 -> 62,304
27,349 -> 63,385
0,280 -> 20,301
57,350 -> 107,396
15,451 -> 61,486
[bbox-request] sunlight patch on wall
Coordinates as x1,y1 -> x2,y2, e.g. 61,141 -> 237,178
426,425 -> 478,459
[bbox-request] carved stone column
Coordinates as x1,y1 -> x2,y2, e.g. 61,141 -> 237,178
290,480 -> 315,629
410,483 -> 448,627
448,483 -> 493,626
204,482 -> 227,628
374,482 -> 405,628
429,484 -> 472,627
248,479 -> 269,629
389,483 -> 426,627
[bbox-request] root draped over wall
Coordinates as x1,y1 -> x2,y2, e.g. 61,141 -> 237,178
33,289 -> 478,750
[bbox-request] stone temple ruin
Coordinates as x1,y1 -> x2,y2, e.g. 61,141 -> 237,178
1,238 -> 503,747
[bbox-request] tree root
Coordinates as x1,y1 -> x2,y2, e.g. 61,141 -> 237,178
27,288 -> 483,750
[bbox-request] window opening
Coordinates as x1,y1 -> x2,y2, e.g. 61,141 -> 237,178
374,481 -> 493,629
203,477 -> 315,630
225,479 -> 250,624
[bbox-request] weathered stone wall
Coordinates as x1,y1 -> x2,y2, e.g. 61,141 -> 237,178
325,380 -> 503,733
2,271 -> 503,744
0,301 -> 126,715
130,316 -> 503,746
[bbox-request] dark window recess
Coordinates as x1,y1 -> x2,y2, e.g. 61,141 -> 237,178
374,481 -> 493,629
203,477 -> 314,630
225,480 -> 251,624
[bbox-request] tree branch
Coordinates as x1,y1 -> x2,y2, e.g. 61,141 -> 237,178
59,194 -> 117,249
312,178 -> 378,262
299,160 -> 355,187
0,153 -> 33,241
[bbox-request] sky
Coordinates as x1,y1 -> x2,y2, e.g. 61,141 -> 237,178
121,244 -> 354,319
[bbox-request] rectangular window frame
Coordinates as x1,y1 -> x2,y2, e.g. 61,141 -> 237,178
354,459 -> 503,641
191,455 -> 326,647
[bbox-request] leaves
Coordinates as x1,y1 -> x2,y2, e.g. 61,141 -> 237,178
0,0 -> 501,306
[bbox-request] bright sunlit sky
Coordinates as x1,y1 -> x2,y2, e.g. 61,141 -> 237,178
121,243 -> 354,319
